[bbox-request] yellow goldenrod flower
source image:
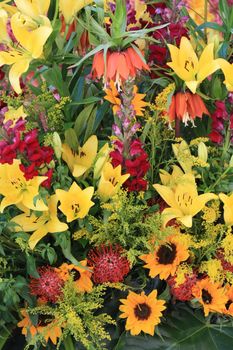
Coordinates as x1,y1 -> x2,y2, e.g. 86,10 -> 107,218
97,162 -> 130,202
62,135 -> 98,178
0,12 -> 52,94
219,193 -> 233,226
59,0 -> 93,23
14,0 -> 50,18
56,182 -> 94,222
167,37 -> 219,93
0,160 -> 48,212
93,143 -> 111,180
216,59 -> 233,91
153,173 -> 217,227
4,105 -> 27,125
11,195 -> 68,249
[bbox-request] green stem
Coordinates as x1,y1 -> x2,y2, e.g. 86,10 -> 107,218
221,124 -> 231,161
205,166 -> 231,192
64,335 -> 75,350
204,0 -> 208,41
52,0 -> 59,27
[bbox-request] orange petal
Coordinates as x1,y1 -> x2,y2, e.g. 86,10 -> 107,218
175,92 -> 187,120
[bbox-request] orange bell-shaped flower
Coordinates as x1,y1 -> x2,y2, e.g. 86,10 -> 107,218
91,47 -> 149,85
168,92 -> 210,126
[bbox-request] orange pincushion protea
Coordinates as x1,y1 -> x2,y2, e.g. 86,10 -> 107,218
192,278 -> 227,316
119,290 -> 166,336
56,260 -> 93,292
168,92 -> 210,126
91,47 -> 149,84
140,235 -> 189,280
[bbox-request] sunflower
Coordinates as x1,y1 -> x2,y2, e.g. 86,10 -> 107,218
56,260 -> 93,292
192,278 -> 227,316
119,290 -> 166,336
223,285 -> 233,316
17,309 -> 37,337
37,316 -> 62,345
140,235 -> 189,280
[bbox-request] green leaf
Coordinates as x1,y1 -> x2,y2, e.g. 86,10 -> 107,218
65,128 -> 79,150
115,304 -> 233,350
74,103 -> 95,138
84,106 -> 97,142
43,64 -> 69,96
0,327 -> 11,350
69,96 -> 102,105
26,255 -> 39,278
197,22 -> 226,33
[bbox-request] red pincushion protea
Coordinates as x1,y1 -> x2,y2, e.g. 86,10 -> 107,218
87,245 -> 130,284
167,273 -> 197,301
29,266 -> 64,303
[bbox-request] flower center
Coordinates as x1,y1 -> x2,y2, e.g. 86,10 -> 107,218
79,151 -> 86,158
184,58 -> 194,72
157,243 -> 177,265
71,203 -> 80,216
108,176 -> 118,186
225,300 -> 232,310
11,177 -> 25,190
70,269 -> 81,281
134,302 -> 151,320
38,314 -> 54,327
202,289 -> 212,304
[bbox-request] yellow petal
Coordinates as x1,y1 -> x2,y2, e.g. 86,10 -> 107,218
153,184 -> 178,209
14,0 -> 50,17
197,43 -> 219,81
28,225 -> 48,249
9,58 -> 30,94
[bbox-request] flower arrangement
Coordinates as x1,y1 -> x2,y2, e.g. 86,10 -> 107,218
0,0 -> 233,349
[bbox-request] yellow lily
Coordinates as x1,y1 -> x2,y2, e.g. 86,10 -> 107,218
62,135 -> 98,178
14,0 -> 50,18
59,0 -> 93,23
97,162 -> 130,202
153,173 -> 217,227
219,193 -> 233,226
0,9 -> 10,42
0,160 -> 48,212
167,37 -> 219,93
93,143 -> 111,179
4,105 -> 27,125
56,182 -> 94,222
0,12 -> 52,94
172,140 -> 193,174
0,1 -> 17,16
11,195 -> 68,249
216,59 -> 233,91
159,165 -> 184,188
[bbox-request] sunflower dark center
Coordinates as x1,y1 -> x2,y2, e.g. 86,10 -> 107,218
38,314 -> 54,327
225,300 -> 232,310
71,269 -> 81,281
202,289 -> 212,304
157,243 -> 177,264
134,303 -> 151,320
